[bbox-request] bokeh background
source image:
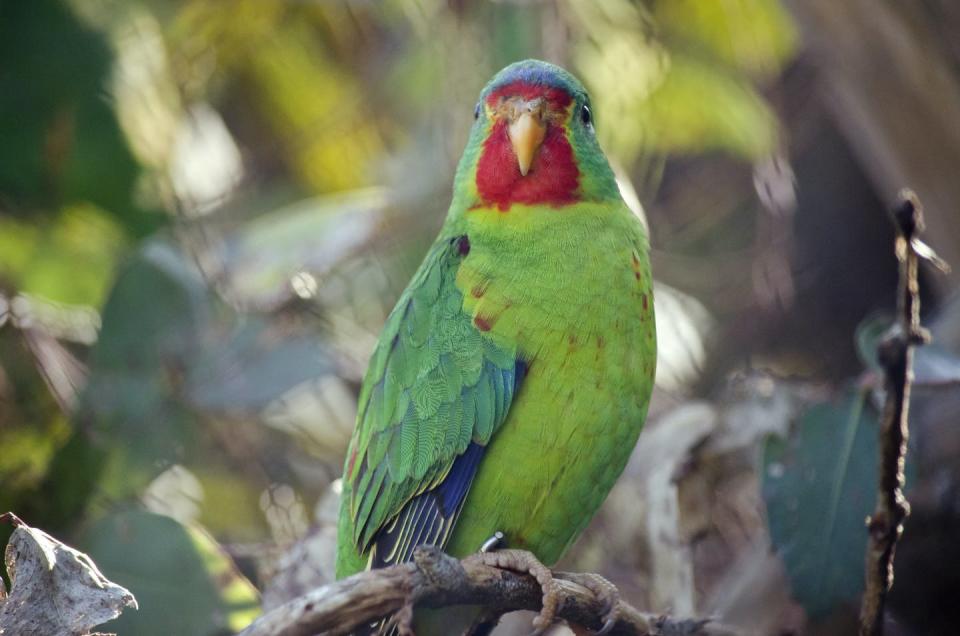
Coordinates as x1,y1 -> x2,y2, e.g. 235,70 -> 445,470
2,1 -> 959,634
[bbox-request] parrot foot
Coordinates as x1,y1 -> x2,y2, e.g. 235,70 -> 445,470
466,549 -> 559,636
383,600 -> 414,636
555,572 -> 621,635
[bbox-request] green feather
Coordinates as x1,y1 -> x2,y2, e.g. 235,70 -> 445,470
457,388 -> 477,450
472,372 -> 496,441
338,236 -> 522,570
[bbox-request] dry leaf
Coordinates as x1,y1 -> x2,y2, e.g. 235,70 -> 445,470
0,513 -> 137,636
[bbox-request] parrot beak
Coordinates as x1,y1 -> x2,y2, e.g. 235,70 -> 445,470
508,103 -> 547,177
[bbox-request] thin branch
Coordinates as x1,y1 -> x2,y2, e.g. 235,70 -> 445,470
858,190 -> 947,636
238,546 -> 744,636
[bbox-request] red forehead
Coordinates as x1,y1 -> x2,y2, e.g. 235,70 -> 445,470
485,81 -> 574,108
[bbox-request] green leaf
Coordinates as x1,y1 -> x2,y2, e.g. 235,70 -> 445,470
0,205 -> 127,306
78,241 -> 210,475
0,414 -> 70,505
185,319 -> 333,412
653,0 -> 798,77
222,188 -> 385,309
0,0 -> 162,237
81,509 -> 260,636
645,54 -> 779,159
190,467 -> 269,541
0,0 -> 113,211
762,389 -> 876,617
79,237 -> 336,498
13,429 -> 108,532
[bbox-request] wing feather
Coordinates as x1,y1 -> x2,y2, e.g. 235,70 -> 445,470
342,235 -> 524,563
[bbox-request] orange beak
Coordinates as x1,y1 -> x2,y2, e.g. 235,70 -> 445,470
508,101 -> 547,176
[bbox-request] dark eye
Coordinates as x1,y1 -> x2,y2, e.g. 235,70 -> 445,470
474,102 -> 481,120
581,104 -> 592,126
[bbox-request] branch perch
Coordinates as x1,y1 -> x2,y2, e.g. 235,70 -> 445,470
858,190 -> 948,636
238,546 -> 743,636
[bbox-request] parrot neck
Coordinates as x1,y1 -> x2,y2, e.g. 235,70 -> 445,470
473,119 -> 580,212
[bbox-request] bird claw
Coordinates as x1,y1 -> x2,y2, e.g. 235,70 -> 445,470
466,549 -> 559,636
384,601 -> 415,636
556,571 -> 621,635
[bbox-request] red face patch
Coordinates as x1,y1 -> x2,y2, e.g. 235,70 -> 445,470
485,80 -> 573,110
475,81 -> 580,211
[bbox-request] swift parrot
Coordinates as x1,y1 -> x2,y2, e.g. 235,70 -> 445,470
336,59 -> 656,633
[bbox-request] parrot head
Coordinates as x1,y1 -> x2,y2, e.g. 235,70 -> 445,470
452,59 -> 620,212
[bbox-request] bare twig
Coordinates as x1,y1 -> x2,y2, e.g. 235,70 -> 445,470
238,546 -> 743,636
858,190 -> 947,636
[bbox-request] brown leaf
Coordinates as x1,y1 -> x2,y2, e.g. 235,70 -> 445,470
0,513 -> 137,636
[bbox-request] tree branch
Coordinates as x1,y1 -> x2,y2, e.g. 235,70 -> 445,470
238,546 -> 744,636
858,190 -> 947,636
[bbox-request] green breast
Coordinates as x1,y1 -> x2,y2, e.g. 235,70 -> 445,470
445,201 -> 656,563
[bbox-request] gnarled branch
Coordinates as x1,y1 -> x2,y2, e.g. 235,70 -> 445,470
238,546 -> 743,636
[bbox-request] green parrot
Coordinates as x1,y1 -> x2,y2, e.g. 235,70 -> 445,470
336,59 -> 656,632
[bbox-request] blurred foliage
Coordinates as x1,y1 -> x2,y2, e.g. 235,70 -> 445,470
572,0 -> 795,162
0,206 -> 127,306
0,0 -> 957,634
760,324 -> 951,622
0,0 -> 161,238
763,389 -> 877,618
80,509 -> 260,635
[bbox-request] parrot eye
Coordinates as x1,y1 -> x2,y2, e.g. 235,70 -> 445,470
580,104 -> 592,127
474,102 -> 481,120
